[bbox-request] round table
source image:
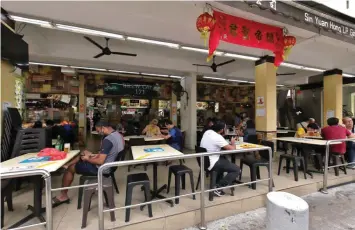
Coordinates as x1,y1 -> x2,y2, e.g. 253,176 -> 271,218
124,135 -> 165,142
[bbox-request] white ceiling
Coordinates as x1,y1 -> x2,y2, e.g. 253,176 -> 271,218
3,1 -> 355,84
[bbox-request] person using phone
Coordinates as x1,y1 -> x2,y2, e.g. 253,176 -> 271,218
200,120 -> 240,197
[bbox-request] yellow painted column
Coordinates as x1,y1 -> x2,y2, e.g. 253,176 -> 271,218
78,75 -> 86,146
171,92 -> 177,125
323,69 -> 343,125
255,56 -> 277,141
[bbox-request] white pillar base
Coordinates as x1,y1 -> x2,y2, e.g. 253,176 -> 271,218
266,192 -> 309,230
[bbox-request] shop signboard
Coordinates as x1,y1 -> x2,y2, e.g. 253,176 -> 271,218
104,81 -> 160,97
304,12 -> 355,39
246,1 -> 355,40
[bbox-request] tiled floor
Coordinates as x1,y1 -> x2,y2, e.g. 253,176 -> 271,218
3,150 -> 355,230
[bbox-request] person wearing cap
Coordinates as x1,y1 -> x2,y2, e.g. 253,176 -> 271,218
200,120 -> 240,197
142,119 -> 161,136
52,121 -> 124,205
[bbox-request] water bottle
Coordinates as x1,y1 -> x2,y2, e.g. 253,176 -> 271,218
55,135 -> 63,151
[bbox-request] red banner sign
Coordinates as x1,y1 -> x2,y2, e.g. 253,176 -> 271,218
208,10 -> 285,66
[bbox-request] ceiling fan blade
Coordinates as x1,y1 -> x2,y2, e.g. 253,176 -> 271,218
93,53 -> 105,58
84,36 -> 104,50
111,51 -> 137,57
192,64 -> 210,67
277,73 -> 296,76
216,59 -> 236,67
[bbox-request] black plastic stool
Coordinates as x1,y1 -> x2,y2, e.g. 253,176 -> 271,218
278,154 -> 307,181
167,165 -> 196,204
331,153 -> 347,176
125,173 -> 153,222
81,178 -> 115,228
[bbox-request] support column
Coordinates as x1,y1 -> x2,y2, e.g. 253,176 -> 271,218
171,92 -> 177,125
78,75 -> 86,146
255,56 -> 277,141
180,74 -> 197,149
323,69 -> 343,125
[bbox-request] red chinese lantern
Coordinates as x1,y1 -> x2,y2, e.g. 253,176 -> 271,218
196,12 -> 215,46
283,35 -> 296,61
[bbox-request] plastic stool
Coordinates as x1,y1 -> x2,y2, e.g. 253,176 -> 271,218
331,153 -> 347,176
167,165 -> 196,204
125,173 -> 153,222
81,178 -> 115,229
278,154 -> 307,181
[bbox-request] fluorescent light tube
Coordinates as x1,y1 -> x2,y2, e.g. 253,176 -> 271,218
280,62 -> 304,69
181,46 -> 224,56
108,70 -> 140,74
56,24 -> 125,40
141,73 -> 169,77
224,53 -> 258,61
277,84 -> 285,87
203,76 -> 226,81
71,66 -> 107,71
227,79 -> 249,83
248,81 -> 255,84
303,67 -> 324,72
10,15 -> 53,27
127,37 -> 179,49
29,62 -> 68,67
343,73 -> 355,77
170,75 -> 182,79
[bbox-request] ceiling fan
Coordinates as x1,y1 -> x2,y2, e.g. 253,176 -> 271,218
84,36 -> 137,58
276,72 -> 296,76
192,56 -> 235,72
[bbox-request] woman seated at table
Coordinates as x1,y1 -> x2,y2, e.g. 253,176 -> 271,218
243,120 -> 256,142
306,123 -> 320,134
142,119 -> 161,136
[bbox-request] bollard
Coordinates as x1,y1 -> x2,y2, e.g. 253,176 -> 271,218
266,192 -> 309,230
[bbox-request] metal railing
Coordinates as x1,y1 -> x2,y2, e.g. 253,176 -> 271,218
1,169 -> 52,230
320,138 -> 355,194
97,146 -> 273,230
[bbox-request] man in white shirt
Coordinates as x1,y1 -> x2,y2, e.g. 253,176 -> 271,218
200,120 -> 240,196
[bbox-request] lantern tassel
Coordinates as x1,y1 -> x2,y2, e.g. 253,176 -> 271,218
201,30 -> 209,47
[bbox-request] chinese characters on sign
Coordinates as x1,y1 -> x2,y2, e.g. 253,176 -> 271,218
208,10 -> 284,66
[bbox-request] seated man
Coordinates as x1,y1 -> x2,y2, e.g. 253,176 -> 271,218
200,120 -> 240,197
322,117 -> 355,161
162,120 -> 182,151
53,121 -> 124,204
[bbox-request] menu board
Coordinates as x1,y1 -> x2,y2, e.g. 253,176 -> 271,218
197,84 -> 254,103
121,99 -> 149,108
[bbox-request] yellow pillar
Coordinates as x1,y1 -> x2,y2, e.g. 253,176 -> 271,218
78,75 -> 86,146
323,69 -> 343,125
255,56 -> 277,141
171,93 -> 177,125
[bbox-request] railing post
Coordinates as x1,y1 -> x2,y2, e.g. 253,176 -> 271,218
268,148 -> 273,192
199,155 -> 207,230
321,141 -> 330,194
98,168 -> 104,230
44,175 -> 53,230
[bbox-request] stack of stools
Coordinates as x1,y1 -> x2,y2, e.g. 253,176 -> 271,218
125,173 -> 153,222
81,178 -> 115,229
167,165 -> 196,204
